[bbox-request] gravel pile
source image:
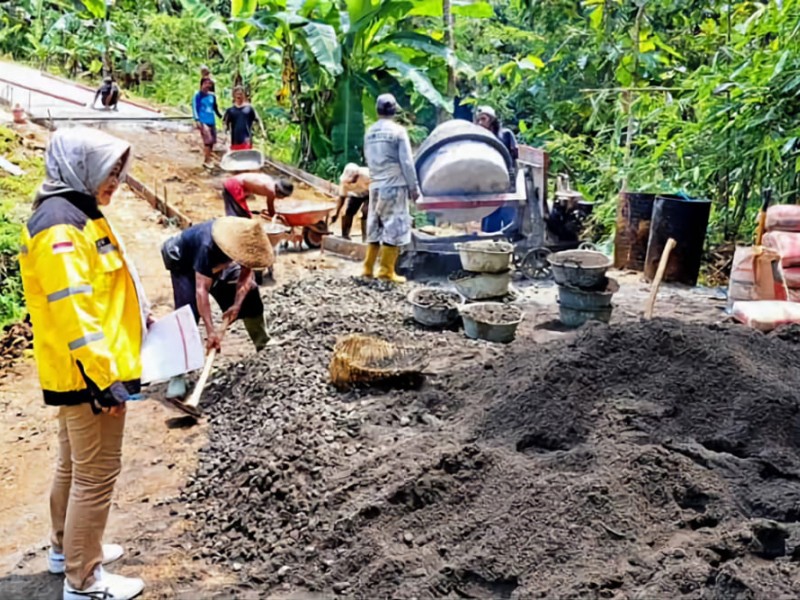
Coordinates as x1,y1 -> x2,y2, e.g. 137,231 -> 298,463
178,278 -> 800,598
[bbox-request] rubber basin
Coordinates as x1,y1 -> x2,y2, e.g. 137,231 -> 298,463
455,240 -> 513,274
548,250 -> 613,290
558,277 -> 619,310
407,287 -> 464,328
449,270 -> 511,300
459,302 -> 523,344
558,304 -> 613,328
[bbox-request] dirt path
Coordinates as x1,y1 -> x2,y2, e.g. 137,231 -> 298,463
106,124 -> 337,227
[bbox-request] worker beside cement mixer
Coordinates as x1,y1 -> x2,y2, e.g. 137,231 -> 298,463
362,93 -> 420,283
475,105 -> 519,233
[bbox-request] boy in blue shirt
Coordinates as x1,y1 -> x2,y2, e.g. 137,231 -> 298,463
192,77 -> 223,167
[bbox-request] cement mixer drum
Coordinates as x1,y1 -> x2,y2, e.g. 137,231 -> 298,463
415,120 -> 514,197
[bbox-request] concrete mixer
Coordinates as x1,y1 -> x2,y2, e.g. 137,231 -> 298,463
399,120 -> 557,280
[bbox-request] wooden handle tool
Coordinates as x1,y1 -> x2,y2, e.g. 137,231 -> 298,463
755,188 -> 772,246
644,238 -> 677,319
171,317 -> 231,419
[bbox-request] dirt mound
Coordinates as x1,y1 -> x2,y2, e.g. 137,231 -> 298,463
0,319 -> 32,376
178,279 -> 800,598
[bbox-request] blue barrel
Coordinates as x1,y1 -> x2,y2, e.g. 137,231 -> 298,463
644,194 -> 711,286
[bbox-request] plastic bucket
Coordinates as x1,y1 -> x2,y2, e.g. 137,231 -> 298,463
614,191 -> 656,271
644,195 -> 711,286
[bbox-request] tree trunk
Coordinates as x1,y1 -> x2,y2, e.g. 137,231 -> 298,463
439,0 -> 455,124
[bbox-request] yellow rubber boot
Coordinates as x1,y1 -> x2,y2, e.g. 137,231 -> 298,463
377,245 -> 406,284
362,243 -> 379,278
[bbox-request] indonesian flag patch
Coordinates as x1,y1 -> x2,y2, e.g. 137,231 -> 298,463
52,241 -> 75,254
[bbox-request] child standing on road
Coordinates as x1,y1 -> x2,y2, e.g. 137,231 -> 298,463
192,77 -> 223,168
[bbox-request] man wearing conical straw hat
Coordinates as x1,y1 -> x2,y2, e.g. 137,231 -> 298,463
160,216 -> 273,399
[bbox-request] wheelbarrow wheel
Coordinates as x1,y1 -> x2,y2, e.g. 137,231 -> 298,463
512,243 -> 531,269
303,224 -> 325,249
578,241 -> 598,251
521,247 -> 552,280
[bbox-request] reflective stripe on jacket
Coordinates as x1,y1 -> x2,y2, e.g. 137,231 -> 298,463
19,192 -> 144,406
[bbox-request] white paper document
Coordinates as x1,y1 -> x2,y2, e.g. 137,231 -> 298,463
140,306 -> 204,384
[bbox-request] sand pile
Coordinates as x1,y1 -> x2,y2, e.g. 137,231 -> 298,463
178,277 -> 800,598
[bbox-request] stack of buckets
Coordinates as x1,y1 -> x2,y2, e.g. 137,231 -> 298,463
449,241 -> 514,300
549,249 -> 618,327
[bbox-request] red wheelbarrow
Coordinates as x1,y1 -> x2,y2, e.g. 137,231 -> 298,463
273,200 -> 337,249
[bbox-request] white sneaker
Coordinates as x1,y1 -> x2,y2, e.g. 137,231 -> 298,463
48,543 -> 125,574
63,566 -> 144,600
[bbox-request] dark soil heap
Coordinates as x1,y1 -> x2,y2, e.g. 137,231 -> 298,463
0,319 -> 32,376
180,277 -> 800,598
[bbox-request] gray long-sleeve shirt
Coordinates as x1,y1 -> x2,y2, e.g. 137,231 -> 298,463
364,118 -> 419,193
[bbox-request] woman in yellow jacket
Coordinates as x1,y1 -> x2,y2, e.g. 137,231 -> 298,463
19,127 -> 147,600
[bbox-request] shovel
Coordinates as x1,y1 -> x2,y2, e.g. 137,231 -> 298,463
166,317 -> 231,419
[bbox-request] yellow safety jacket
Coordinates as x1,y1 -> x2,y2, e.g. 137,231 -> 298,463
19,192 -> 144,406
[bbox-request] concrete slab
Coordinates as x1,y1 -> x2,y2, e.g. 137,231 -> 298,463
0,60 -> 161,120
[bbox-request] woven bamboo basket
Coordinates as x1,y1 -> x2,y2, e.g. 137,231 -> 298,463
330,334 -> 428,390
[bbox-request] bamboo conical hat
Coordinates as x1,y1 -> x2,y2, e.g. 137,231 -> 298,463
211,217 -> 274,269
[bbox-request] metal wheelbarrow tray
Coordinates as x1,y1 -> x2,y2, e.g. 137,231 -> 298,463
274,200 -> 337,249
220,150 -> 264,172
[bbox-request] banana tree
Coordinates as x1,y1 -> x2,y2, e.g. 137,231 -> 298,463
251,0 -> 482,167
179,0 -> 258,81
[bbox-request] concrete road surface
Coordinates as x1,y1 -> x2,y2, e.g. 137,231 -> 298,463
0,60 -> 164,121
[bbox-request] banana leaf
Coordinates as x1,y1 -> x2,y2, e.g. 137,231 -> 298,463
332,74 -> 365,164
380,51 -> 450,111
301,21 -> 343,76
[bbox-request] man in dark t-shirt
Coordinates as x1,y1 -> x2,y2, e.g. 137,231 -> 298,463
223,86 -> 258,150
160,218 -> 272,399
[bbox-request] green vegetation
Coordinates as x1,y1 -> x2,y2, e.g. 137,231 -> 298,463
2,0 -> 799,246
0,128 -> 43,327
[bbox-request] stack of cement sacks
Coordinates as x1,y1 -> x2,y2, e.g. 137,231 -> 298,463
763,205 -> 800,302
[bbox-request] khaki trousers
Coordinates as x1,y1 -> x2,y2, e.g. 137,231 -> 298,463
49,403 -> 126,590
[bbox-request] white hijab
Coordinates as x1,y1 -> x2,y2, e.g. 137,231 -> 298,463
36,126 -> 151,338
36,126 -> 132,206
